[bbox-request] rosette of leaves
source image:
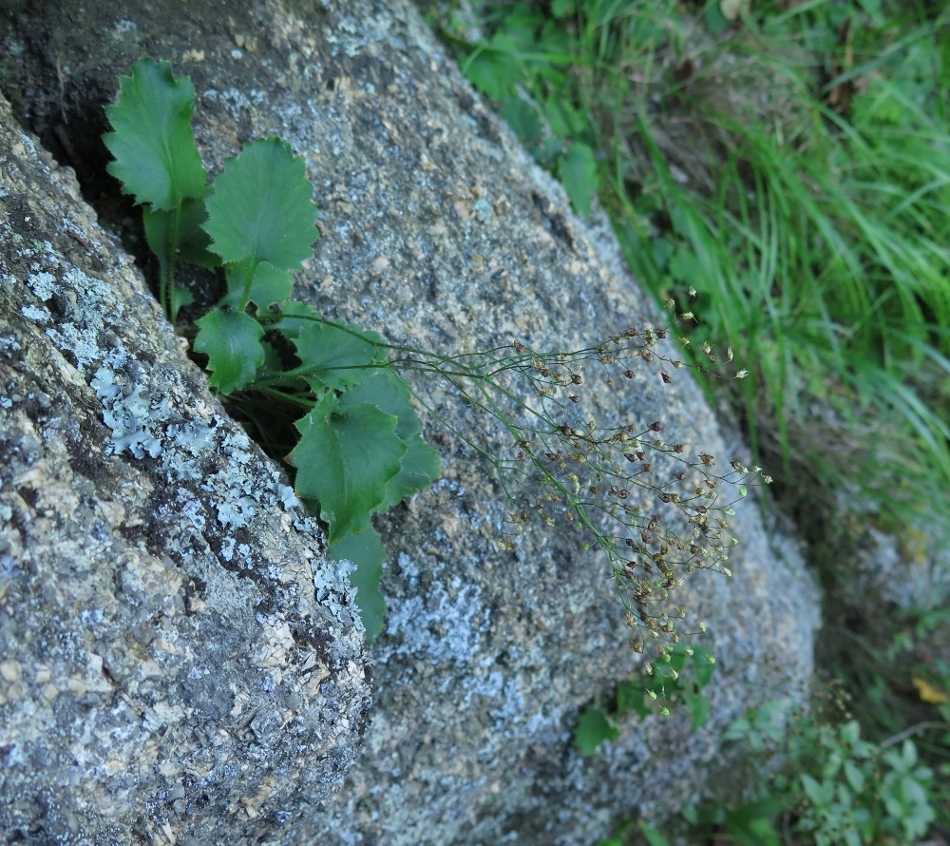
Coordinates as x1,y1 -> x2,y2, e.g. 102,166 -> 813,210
104,59 -> 440,640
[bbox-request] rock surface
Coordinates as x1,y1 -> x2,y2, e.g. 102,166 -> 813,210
1,1 -> 821,843
0,92 -> 368,843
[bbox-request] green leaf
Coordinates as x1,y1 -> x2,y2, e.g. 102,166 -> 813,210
328,528 -> 386,644
104,59 -> 207,210
840,719 -> 861,746
557,143 -> 597,216
194,310 -> 265,394
293,321 -> 382,391
175,200 -> 218,268
690,644 -> 717,688
650,237 -> 675,271
616,679 -> 641,716
501,95 -> 543,146
171,283 -> 194,313
687,691 -> 712,731
289,391 -> 405,542
638,822 -> 673,846
221,260 -> 294,310
258,339 -> 285,377
800,773 -> 832,806
669,246 -> 704,284
142,199 -> 216,275
273,300 -> 321,338
726,802 -> 781,846
703,2 -> 732,35
203,137 -> 317,272
574,707 -> 619,756
460,32 -> 525,100
344,372 -> 440,508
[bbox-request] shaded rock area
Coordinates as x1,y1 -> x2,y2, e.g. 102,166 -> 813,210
0,93 -> 368,842
1,1 -> 821,843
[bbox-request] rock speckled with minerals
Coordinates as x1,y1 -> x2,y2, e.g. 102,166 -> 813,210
0,92 -> 369,843
0,1 -> 821,843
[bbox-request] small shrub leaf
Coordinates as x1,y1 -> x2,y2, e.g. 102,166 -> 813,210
574,707 -> 619,756
203,137 -> 317,271
501,95 -> 543,146
290,391 -> 405,543
688,691 -> 712,731
690,644 -> 717,688
557,142 -> 597,215
194,310 -> 264,394
461,34 -> 522,100
616,679 -> 640,716
800,773 -> 831,805
104,58 -> 207,211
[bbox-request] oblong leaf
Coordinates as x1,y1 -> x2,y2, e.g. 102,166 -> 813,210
203,137 -> 317,271
290,392 -> 404,542
104,59 -> 207,210
194,310 -> 264,394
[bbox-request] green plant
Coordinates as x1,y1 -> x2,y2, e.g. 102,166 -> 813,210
574,640 -> 717,755
710,702 -> 939,845
103,58 -> 764,656
103,59 -> 439,639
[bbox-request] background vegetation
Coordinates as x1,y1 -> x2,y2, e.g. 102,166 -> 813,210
431,0 -> 950,841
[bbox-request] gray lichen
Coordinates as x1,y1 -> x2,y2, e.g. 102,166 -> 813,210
0,85 -> 368,844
